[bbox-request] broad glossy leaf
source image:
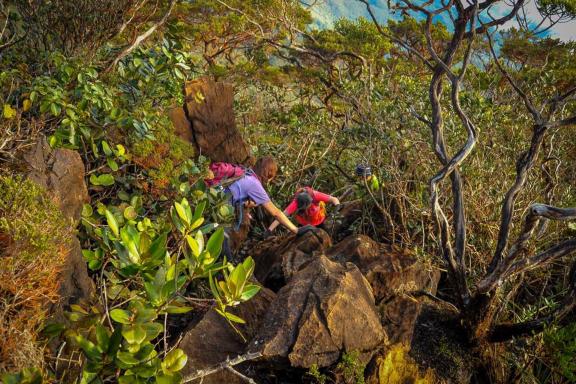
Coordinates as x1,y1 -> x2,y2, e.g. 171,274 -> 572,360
186,235 -> 200,258
95,324 -> 110,352
206,227 -> 224,260
105,210 -> 119,237
174,202 -> 190,226
110,309 -> 131,324
240,284 -> 261,301
161,348 -> 188,374
122,324 -> 147,345
215,308 -> 246,324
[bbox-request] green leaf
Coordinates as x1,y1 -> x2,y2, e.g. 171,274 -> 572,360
116,144 -> 126,156
3,104 -> 17,119
42,322 -> 66,339
105,210 -> 119,237
95,324 -> 110,352
568,222 -> 576,231
80,368 -> 99,384
82,203 -> 93,217
155,374 -> 182,384
110,309 -> 132,324
215,308 -> 246,324
186,235 -> 200,258
240,284 -> 261,301
148,233 -> 167,261
50,102 -> 61,116
117,351 -> 139,365
174,201 -> 190,226
123,206 -> 138,221
101,140 -> 113,156
107,158 -> 119,171
107,327 -> 123,355
143,322 -> 163,341
206,227 -> 224,260
190,217 -> 204,230
163,305 -> 193,314
73,334 -> 102,361
161,348 -> 188,374
122,324 -> 147,345
92,173 -> 115,186
195,230 -> 204,254
192,200 -> 207,223
209,272 -> 220,301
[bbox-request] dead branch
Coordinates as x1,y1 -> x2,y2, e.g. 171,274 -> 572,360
478,204 -> 576,294
105,0 -> 176,73
182,352 -> 262,383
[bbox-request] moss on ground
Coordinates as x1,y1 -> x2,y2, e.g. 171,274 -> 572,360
129,116 -> 195,193
377,344 -> 435,384
0,175 -> 70,373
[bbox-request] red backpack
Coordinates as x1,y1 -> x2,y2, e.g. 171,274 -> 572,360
205,162 -> 251,188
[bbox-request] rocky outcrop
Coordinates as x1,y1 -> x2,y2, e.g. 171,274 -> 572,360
179,288 -> 276,383
178,77 -> 254,165
327,235 -> 440,345
327,235 -> 439,302
22,138 -> 93,307
249,255 -> 386,368
252,230 -> 332,289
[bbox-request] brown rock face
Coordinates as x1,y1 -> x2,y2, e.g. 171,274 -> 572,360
326,235 -> 440,345
168,106 -> 193,143
252,230 -> 332,289
23,138 -> 88,223
182,78 -> 254,165
178,288 -> 276,383
250,255 -> 386,368
22,138 -> 93,306
326,235 -> 439,302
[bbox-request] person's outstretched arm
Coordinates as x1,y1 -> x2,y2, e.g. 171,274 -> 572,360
268,211 -> 287,232
268,200 -> 296,232
314,190 -> 340,206
262,201 -> 298,234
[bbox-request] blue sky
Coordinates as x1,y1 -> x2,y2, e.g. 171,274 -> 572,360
307,0 -> 576,41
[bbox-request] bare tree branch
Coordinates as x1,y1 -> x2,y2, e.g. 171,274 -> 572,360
479,204 -> 576,293
105,0 -> 176,73
182,352 -> 262,383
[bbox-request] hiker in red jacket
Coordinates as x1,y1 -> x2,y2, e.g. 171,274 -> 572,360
267,187 -> 340,234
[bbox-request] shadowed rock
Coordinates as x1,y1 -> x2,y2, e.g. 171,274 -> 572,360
252,230 -> 332,290
327,235 -> 440,345
179,288 -> 276,383
249,255 -> 386,368
326,235 -> 440,302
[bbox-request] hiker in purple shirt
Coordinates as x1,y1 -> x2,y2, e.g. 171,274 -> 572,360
226,156 -> 297,233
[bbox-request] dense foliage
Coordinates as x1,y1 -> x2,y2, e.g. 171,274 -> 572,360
1,0 -> 575,383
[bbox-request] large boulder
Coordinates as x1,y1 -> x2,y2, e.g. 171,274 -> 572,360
181,77 -> 254,165
22,138 -> 93,307
326,235 -> 440,345
178,288 -> 276,383
326,235 -> 439,302
252,230 -> 332,290
249,255 -> 386,368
